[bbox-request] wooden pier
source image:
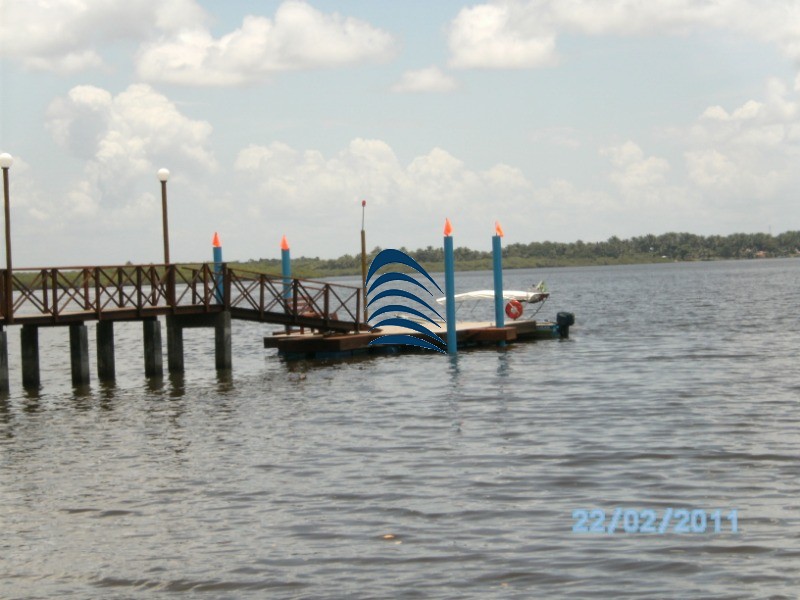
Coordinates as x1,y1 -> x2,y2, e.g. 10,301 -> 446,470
0,263 -> 364,391
264,318 -> 570,360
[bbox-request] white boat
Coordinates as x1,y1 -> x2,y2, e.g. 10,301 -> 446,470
435,282 -> 550,320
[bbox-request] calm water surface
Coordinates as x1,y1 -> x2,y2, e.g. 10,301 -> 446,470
1,259 -> 799,599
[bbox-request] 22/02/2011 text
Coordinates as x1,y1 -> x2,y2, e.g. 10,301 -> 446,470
572,508 -> 739,534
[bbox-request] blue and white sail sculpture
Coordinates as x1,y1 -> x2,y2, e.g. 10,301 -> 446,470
366,249 -> 446,353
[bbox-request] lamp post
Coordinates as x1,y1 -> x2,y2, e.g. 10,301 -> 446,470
157,167 -> 174,306
157,168 -> 170,265
0,153 -> 13,323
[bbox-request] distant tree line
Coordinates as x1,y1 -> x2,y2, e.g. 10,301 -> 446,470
240,231 -> 800,277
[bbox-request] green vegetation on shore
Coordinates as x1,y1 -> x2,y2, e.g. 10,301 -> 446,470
237,231 -> 800,278
11,231 -> 797,288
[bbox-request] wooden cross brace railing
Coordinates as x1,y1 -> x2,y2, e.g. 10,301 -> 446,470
0,263 -> 363,332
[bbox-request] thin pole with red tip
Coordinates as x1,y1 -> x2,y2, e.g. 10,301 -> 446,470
360,200 -> 368,324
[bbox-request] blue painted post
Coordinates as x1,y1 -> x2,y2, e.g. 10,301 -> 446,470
212,232 -> 223,303
281,235 -> 291,300
492,221 -> 505,330
443,218 -> 457,355
492,221 -> 506,348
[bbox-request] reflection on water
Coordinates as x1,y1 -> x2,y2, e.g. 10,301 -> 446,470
1,259 -> 799,599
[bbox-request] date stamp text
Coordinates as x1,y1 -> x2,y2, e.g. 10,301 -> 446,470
572,508 -> 739,534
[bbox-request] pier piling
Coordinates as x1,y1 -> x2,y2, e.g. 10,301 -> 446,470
96,321 -> 115,381
21,325 -> 40,389
69,323 -> 90,386
0,328 -> 8,393
215,311 -> 232,370
143,318 -> 163,377
166,315 -> 184,373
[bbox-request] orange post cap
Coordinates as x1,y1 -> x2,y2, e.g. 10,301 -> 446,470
444,218 -> 453,237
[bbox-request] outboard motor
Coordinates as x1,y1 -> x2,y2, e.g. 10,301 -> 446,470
556,312 -> 575,338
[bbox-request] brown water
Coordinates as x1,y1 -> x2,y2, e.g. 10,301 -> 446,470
2,259 -> 799,599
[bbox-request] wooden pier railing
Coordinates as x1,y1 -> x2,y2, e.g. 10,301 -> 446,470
0,263 -> 363,332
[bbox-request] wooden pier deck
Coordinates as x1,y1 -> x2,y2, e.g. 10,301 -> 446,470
264,318 -> 567,359
0,263 -> 365,390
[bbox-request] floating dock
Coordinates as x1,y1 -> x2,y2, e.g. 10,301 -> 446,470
264,317 -> 572,360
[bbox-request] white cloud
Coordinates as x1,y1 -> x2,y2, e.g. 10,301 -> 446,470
685,77 -> 800,202
602,141 -> 671,190
447,0 -> 800,69
137,1 -> 396,85
597,141 -> 686,217
46,86 -> 113,158
45,84 -> 216,217
0,0 -> 206,73
448,2 -> 557,69
391,66 -> 458,93
235,139 -> 408,214
530,127 -> 583,149
233,138 -> 538,251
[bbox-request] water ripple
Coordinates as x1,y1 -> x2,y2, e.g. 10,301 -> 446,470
2,260 -> 799,599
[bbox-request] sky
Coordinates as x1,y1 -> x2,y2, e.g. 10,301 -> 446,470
1,0 -> 800,266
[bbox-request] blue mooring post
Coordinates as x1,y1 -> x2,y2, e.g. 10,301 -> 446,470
492,222 -> 505,343
443,218 -> 457,355
281,235 -> 291,300
213,232 -> 223,304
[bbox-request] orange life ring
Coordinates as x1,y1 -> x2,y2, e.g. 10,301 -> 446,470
505,299 -> 523,320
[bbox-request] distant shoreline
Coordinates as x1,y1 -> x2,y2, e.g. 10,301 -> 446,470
274,254 -> 798,279
237,231 -> 800,279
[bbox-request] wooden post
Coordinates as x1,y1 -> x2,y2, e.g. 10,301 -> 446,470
21,324 -> 40,389
3,271 -> 10,325
0,327 -> 8,394
82,268 -> 90,310
94,267 -> 101,318
0,270 -> 5,322
96,321 -> 115,381
215,310 -> 232,370
143,318 -> 163,377
202,265 -> 209,309
324,284 -> 330,328
42,269 -> 49,313
50,269 -> 58,318
355,291 -> 361,330
136,267 -> 143,312
259,274 -> 265,320
222,263 -> 230,308
69,322 -> 90,386
167,264 -> 176,307
117,269 -> 124,308
166,314 -> 184,373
